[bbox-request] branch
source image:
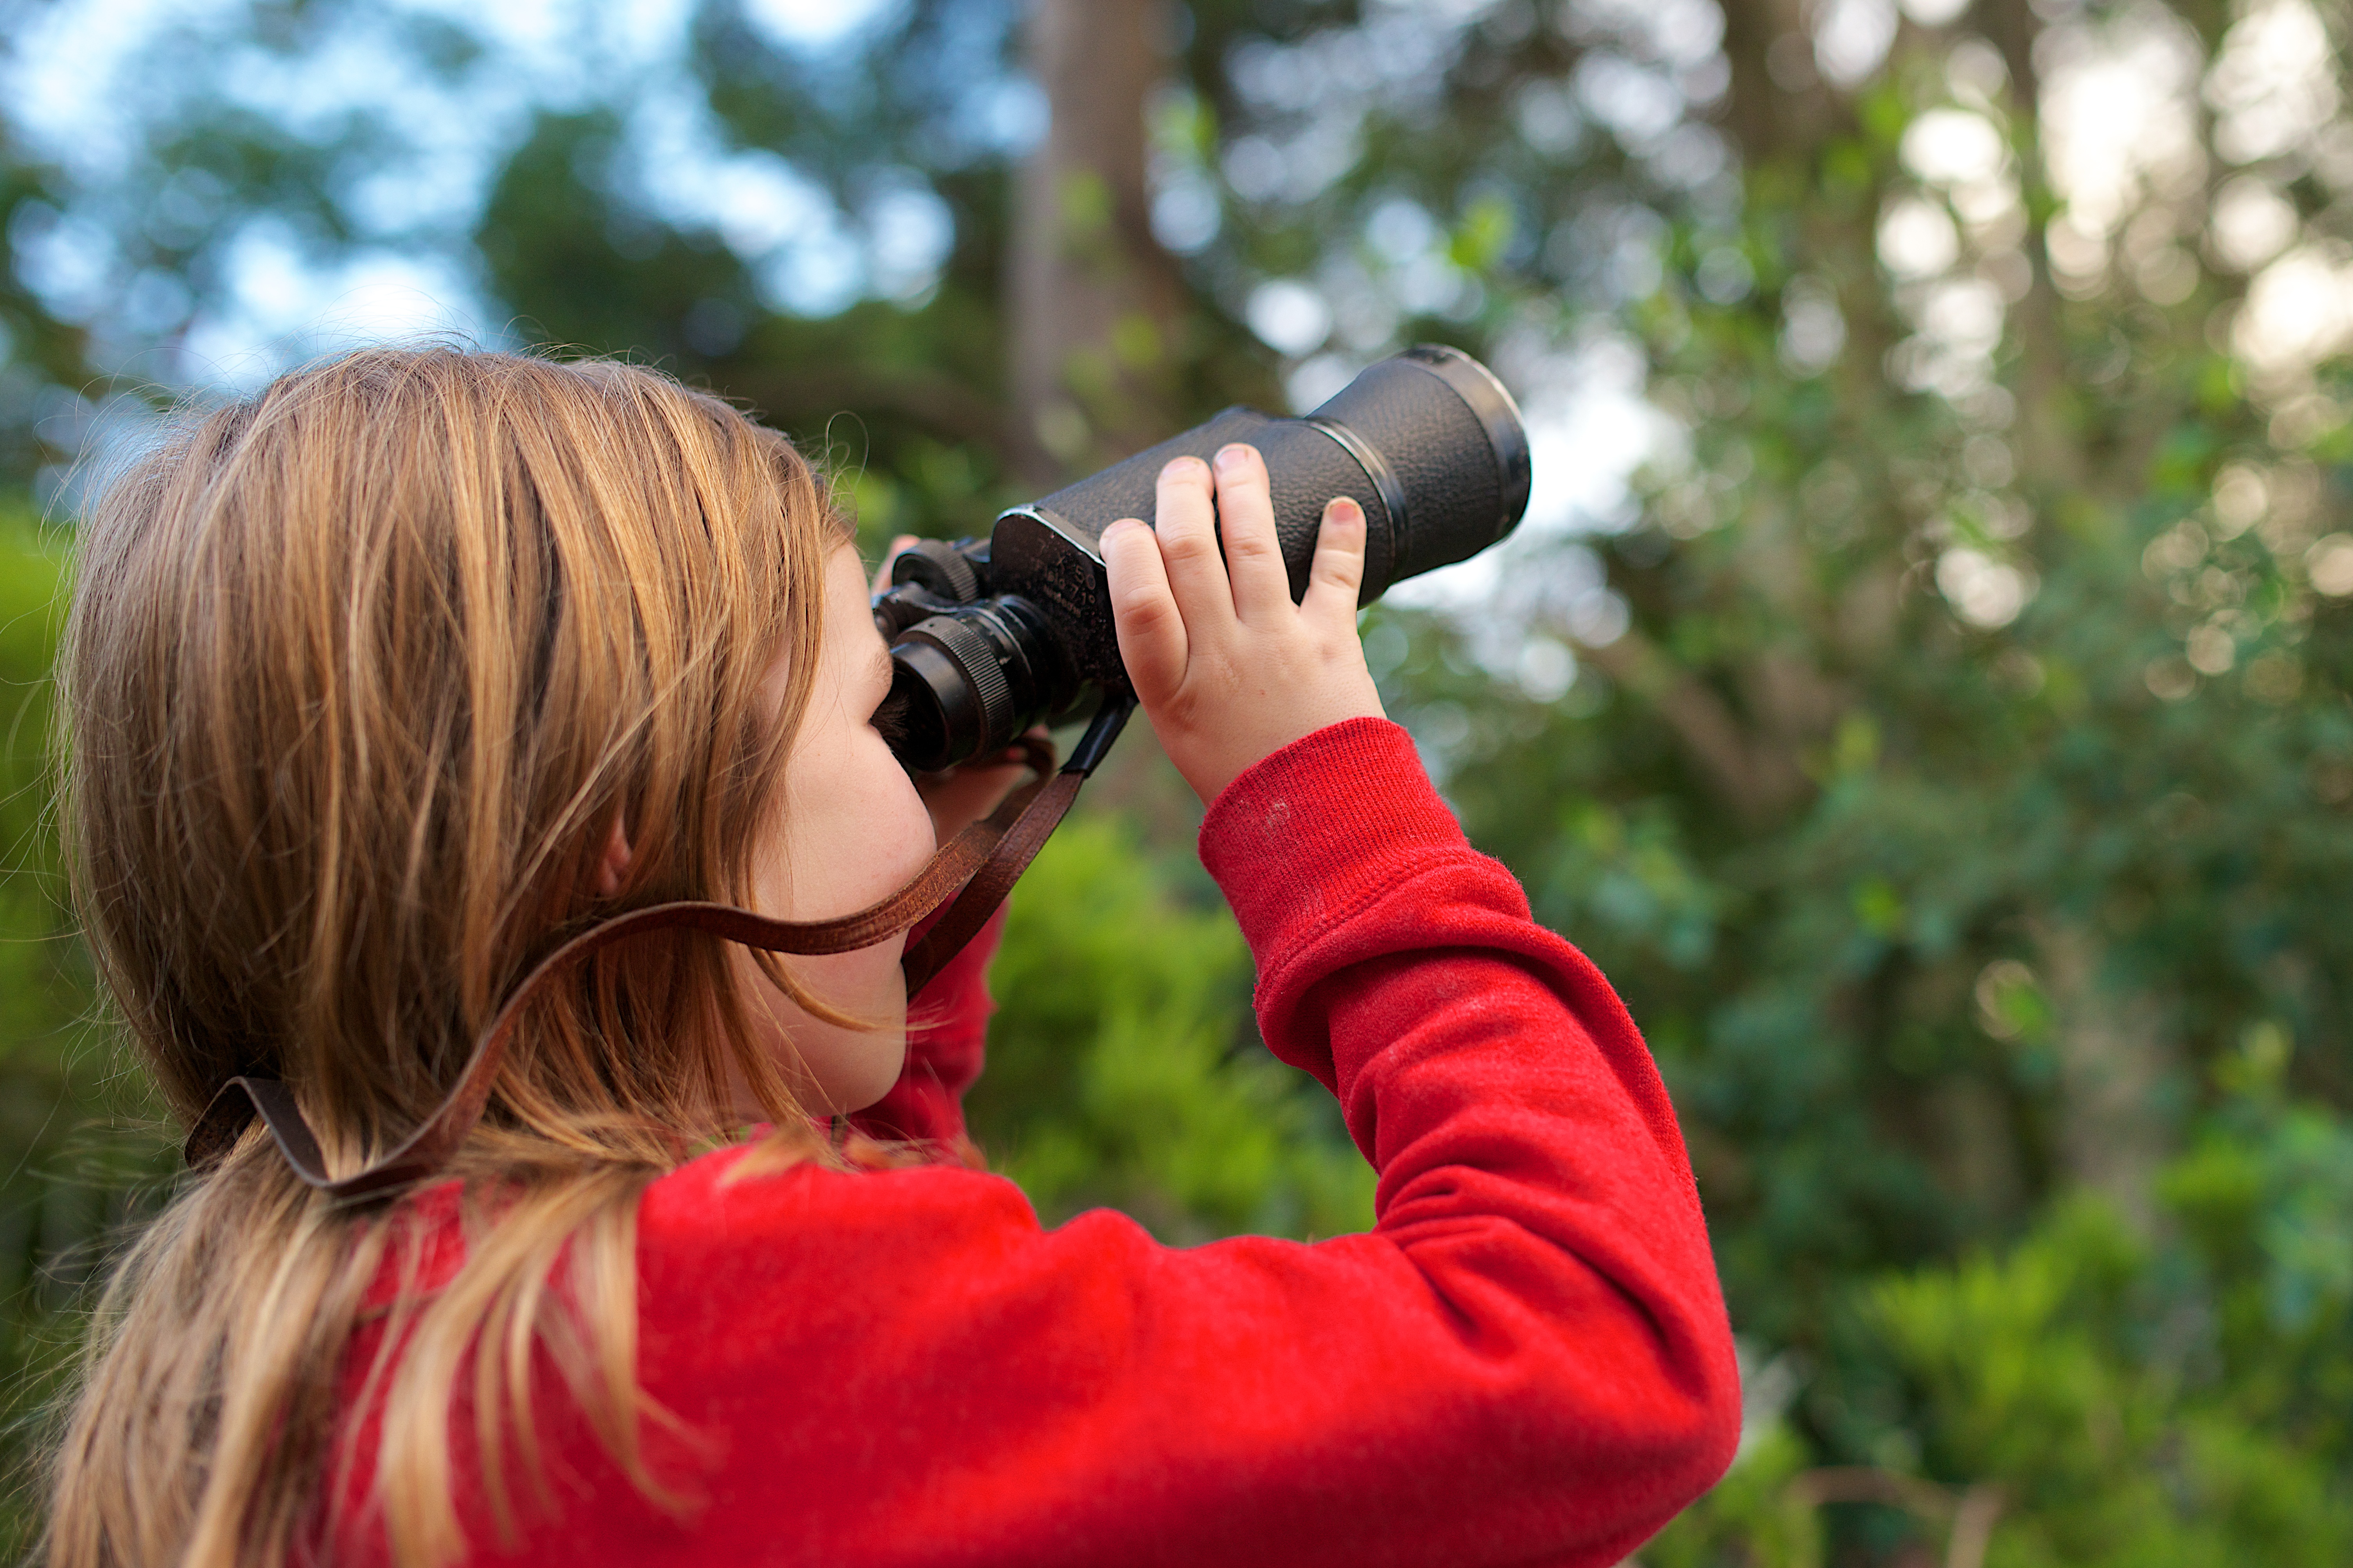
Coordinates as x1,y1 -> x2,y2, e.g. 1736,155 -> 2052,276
1787,1468 -> 2006,1568
1577,628 -> 1813,823
733,366 -> 1019,457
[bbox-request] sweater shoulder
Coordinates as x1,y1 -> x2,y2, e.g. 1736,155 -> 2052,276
631,1144 -> 1170,1329
638,1142 -> 1045,1260
629,1146 -> 1168,1408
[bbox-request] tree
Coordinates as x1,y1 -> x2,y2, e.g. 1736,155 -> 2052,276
1006,0 -> 1188,481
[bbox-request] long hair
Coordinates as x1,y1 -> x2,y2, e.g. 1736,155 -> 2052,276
43,346 -> 851,1568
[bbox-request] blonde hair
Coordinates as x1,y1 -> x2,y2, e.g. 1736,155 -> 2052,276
45,346 -> 853,1568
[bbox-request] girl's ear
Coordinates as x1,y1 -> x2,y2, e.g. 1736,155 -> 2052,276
596,817 -> 632,898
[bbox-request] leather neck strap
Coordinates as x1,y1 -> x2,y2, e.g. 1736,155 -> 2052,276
183,701 -> 1132,1201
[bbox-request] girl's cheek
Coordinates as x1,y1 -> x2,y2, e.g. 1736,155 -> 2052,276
866,758 -> 936,890
780,727 -> 932,913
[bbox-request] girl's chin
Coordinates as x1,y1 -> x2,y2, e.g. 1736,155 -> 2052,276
792,1035 -> 910,1116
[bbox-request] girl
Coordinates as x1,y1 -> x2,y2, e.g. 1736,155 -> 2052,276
45,347 -> 1737,1567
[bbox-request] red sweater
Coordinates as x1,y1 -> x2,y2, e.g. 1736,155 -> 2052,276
328,718 -> 1739,1566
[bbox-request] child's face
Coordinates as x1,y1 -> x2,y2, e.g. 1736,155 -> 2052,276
734,542 -> 936,1114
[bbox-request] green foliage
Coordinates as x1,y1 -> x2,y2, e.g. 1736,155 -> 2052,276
0,507 -> 169,1287
1648,1066 -> 2353,1567
1864,1103 -> 2353,1564
1644,1424 -> 1823,1568
0,503 -> 172,1558
1872,1202 -> 2175,1561
975,814 -> 1374,1242
0,507 -> 72,1049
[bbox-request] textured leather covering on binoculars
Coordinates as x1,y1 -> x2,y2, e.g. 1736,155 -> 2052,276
994,407 -> 1385,687
992,351 -> 1521,688
1311,350 -> 1521,577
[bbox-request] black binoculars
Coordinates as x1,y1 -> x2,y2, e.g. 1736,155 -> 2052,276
871,344 -> 1532,773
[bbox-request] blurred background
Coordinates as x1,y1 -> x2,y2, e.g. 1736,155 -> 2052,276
0,0 -> 2350,1561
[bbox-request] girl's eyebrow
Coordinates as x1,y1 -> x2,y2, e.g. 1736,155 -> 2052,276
869,642 -> 894,690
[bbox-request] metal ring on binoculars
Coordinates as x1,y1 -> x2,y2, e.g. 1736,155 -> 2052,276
1301,415 -> 1407,595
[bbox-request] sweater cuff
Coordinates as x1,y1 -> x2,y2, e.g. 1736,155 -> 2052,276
1198,717 -> 1469,968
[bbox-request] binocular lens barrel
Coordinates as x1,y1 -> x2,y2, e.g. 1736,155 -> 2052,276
876,345 -> 1531,772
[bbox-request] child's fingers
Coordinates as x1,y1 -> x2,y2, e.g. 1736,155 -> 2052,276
871,534 -> 918,596
1209,445 -> 1290,620
1101,517 -> 1189,704
1301,497 -> 1369,627
1151,457 -> 1234,625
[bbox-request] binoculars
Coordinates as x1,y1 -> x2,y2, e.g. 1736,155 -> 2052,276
872,344 -> 1532,772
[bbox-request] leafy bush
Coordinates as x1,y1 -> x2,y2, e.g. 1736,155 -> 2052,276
1647,1047 -> 2353,1567
974,811 -> 1375,1243
0,510 -> 173,1556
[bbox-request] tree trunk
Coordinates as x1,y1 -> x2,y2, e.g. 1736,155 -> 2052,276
1007,0 -> 1184,487
1718,0 -> 1838,162
1982,0 -> 2087,494
2032,922 -> 2178,1234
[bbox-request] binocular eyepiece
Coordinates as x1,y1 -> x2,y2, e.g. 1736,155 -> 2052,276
872,344 -> 1532,774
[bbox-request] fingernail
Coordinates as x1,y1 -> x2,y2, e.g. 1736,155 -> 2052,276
1160,456 -> 1206,481
1101,517 -> 1144,545
1214,444 -> 1251,474
1325,496 -> 1363,526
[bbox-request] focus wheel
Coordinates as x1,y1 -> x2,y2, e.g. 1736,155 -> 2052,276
891,539 -> 983,603
908,614 -> 1013,746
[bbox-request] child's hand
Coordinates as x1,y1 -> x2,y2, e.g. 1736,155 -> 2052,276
1099,444 -> 1386,807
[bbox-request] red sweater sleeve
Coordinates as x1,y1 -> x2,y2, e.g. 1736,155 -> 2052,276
372,720 -> 1739,1568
